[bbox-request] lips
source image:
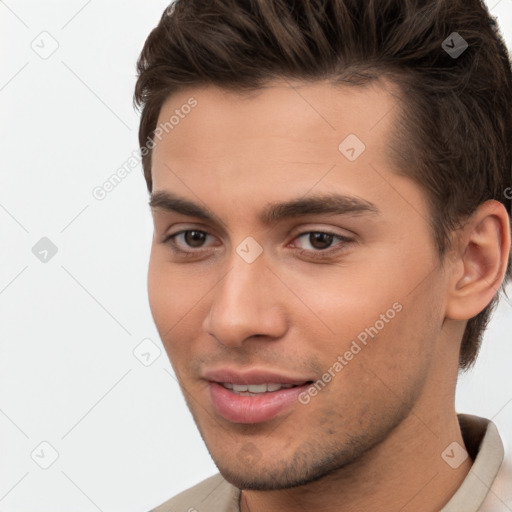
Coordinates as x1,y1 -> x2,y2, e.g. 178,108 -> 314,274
203,367 -> 314,423
203,367 -> 311,386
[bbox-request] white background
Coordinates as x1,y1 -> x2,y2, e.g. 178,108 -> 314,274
1,1 -> 511,511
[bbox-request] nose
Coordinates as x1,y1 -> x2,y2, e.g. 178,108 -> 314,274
203,249 -> 288,348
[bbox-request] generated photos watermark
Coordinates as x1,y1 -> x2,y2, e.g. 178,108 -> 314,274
298,301 -> 403,405
92,96 -> 198,201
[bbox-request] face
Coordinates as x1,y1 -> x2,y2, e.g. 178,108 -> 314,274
147,79 -> 450,490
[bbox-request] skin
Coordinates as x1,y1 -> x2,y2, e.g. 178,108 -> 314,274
147,79 -> 510,512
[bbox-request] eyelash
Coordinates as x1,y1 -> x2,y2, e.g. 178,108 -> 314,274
161,229 -> 354,260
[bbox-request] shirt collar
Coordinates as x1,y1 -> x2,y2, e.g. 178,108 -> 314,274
225,414 -> 505,512
440,414 -> 504,511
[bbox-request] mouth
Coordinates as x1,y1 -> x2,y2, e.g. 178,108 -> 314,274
203,368 -> 315,424
220,382 -> 311,396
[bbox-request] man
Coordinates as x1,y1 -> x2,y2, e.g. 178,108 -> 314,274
134,0 -> 512,510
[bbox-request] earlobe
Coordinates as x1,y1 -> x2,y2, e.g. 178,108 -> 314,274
446,200 -> 511,321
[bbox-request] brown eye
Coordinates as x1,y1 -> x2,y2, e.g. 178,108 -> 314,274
184,230 -> 207,248
291,231 -> 354,260
308,232 -> 335,250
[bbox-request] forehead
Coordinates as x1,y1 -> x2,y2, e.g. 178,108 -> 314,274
154,79 -> 399,159
149,79 -> 420,224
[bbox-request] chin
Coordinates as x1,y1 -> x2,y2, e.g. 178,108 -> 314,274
211,446 -> 358,491
217,466 -> 316,491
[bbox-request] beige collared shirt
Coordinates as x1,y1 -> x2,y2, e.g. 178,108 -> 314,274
151,414 -> 511,512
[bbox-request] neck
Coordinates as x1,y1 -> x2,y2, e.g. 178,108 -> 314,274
240,391 -> 472,512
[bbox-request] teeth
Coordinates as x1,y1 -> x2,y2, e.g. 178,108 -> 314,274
221,382 -> 298,394
247,384 -> 267,393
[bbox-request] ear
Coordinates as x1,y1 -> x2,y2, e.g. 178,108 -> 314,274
445,200 -> 511,321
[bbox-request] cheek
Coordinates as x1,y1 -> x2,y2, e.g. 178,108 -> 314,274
147,251 -> 171,329
302,299 -> 436,437
147,250 -> 190,349
299,264 -> 442,396
147,248 -> 215,365
287,269 -> 402,352
341,281 -> 441,394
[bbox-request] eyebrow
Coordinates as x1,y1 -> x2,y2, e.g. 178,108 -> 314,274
149,190 -> 380,226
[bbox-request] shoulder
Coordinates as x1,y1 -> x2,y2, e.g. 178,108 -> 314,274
150,473 -> 240,512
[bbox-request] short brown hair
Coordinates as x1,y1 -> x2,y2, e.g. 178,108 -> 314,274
134,0 -> 512,370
